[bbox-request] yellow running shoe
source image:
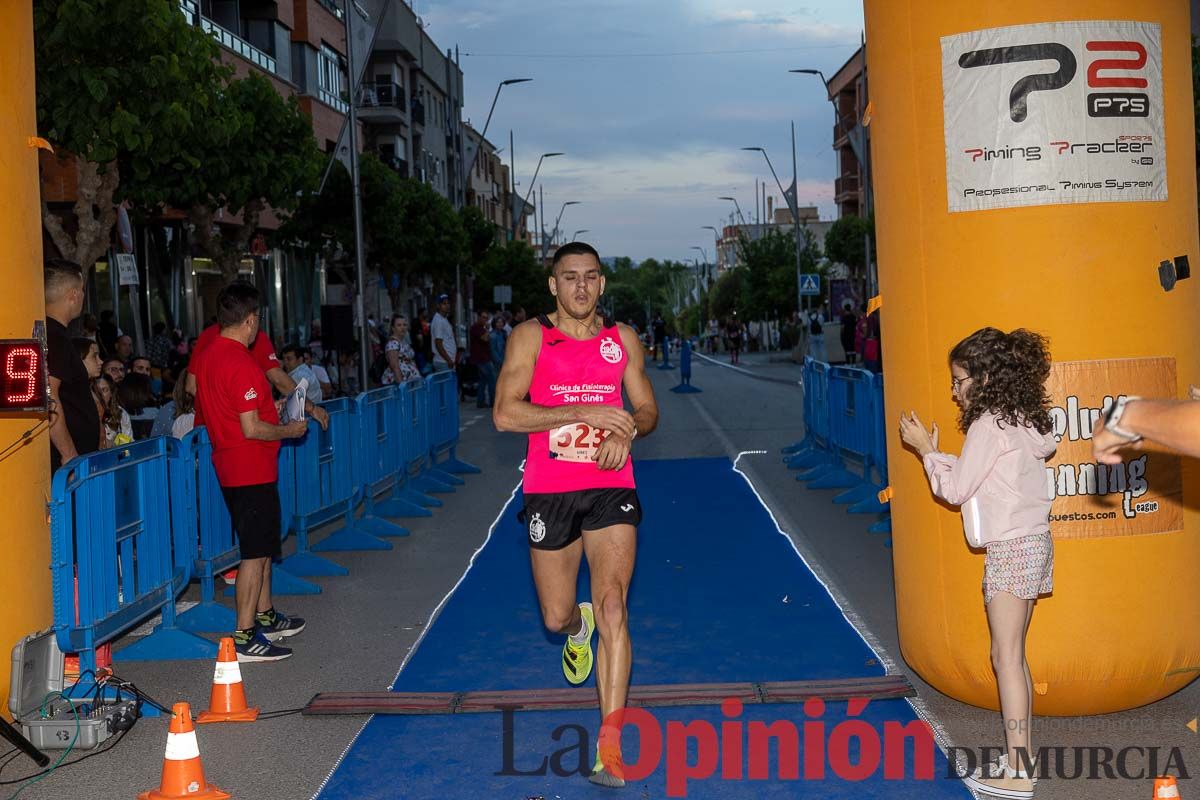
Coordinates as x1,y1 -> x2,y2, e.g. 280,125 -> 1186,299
590,745 -> 626,788
562,602 -> 595,685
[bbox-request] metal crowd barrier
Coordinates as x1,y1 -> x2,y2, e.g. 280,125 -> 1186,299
51,380 -> 483,668
411,375 -> 456,496
283,397 -> 393,558
352,386 -> 413,538
398,378 -> 442,508
175,429 -> 238,631
50,438 -> 214,675
782,359 -> 891,533
425,372 -> 479,481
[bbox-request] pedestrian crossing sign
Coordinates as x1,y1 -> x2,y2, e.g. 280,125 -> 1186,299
800,274 -> 820,296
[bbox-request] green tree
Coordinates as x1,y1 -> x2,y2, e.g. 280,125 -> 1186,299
709,267 -> 746,323
283,155 -> 465,292
125,72 -> 322,279
824,215 -> 875,295
473,240 -> 550,315
460,205 -> 496,272
36,0 -> 227,269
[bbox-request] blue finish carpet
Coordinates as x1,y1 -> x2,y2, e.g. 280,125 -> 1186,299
316,458 -> 969,799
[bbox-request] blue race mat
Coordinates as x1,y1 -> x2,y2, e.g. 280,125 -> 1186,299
316,457 -> 970,799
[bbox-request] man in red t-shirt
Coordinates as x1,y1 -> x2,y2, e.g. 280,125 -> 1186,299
193,282 -> 309,662
188,321 -> 329,431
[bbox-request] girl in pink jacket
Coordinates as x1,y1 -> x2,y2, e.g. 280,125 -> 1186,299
899,327 -> 1057,800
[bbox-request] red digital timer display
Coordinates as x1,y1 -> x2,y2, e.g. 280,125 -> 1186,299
0,341 -> 47,413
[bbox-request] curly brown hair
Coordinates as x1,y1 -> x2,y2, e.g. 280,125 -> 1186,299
949,327 -> 1053,435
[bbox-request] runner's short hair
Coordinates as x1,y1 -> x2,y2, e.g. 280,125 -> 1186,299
551,242 -> 601,273
216,281 -> 260,329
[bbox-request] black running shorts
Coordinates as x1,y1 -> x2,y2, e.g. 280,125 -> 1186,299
220,482 -> 283,560
519,488 -> 642,551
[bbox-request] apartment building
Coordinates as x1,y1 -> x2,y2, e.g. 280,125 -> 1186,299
365,1 -> 465,205
827,46 -> 869,219
463,124 -> 513,244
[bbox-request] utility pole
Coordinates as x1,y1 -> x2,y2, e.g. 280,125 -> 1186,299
791,120 -> 803,315
344,0 -> 370,389
509,129 -> 517,242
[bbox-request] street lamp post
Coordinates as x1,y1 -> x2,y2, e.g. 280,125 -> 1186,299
572,229 -> 590,242
546,201 -> 579,260
717,196 -> 746,226
514,151 -> 564,240
742,143 -> 805,318
460,78 -> 531,342
691,245 -> 710,337
467,78 -> 532,179
702,224 -> 720,274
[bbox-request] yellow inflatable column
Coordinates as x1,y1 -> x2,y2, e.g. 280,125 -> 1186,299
0,5 -> 53,710
865,0 -> 1200,714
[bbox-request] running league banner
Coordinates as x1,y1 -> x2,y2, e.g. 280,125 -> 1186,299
1045,358 -> 1182,539
940,20 -> 1165,213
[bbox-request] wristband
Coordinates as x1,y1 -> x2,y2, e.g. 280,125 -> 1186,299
1103,396 -> 1142,442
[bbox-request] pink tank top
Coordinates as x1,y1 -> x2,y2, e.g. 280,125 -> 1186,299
523,315 -> 636,494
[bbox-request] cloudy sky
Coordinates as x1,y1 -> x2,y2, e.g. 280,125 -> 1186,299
418,0 -> 865,263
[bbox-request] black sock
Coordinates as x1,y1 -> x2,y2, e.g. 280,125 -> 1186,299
234,627 -> 255,644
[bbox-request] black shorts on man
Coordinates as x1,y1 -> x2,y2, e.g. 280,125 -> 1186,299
221,482 -> 283,560
519,488 -> 642,551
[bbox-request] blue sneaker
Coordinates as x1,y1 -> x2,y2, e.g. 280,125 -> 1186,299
235,629 -> 292,662
257,609 -> 306,641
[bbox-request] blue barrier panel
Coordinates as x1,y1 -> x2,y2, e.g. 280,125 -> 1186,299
858,373 -> 893,524
424,371 -> 479,484
51,438 -> 215,675
398,379 -> 442,508
175,429 -> 238,632
784,358 -> 819,460
670,339 -> 702,393
284,397 -> 394,557
810,366 -> 878,496
788,359 -> 834,472
427,371 -> 477,478
353,387 -> 413,537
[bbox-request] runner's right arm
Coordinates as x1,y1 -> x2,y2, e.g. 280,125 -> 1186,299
493,321 -> 634,438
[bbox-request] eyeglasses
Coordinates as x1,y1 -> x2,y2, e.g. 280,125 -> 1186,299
951,376 -> 971,391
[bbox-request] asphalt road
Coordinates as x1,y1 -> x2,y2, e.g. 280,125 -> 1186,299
23,350 -> 1198,800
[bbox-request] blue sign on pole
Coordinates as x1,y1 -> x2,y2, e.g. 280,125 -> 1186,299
800,274 -> 821,296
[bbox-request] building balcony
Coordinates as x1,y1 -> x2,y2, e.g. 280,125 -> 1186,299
180,1 -> 278,75
834,174 -> 860,202
319,87 -> 349,114
411,100 -> 425,128
358,82 -> 406,124
833,113 -> 856,148
315,0 -> 344,20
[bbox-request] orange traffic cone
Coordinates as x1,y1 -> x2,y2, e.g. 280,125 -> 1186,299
1154,776 -> 1181,798
138,702 -> 230,800
197,638 -> 259,724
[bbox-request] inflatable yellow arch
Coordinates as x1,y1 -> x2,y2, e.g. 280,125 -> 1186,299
865,0 -> 1200,714
0,5 -> 54,710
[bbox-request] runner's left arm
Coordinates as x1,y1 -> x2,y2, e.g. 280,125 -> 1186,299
619,324 -> 658,439
593,325 -> 659,470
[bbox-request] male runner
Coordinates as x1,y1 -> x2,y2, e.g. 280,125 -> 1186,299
494,241 -> 658,788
